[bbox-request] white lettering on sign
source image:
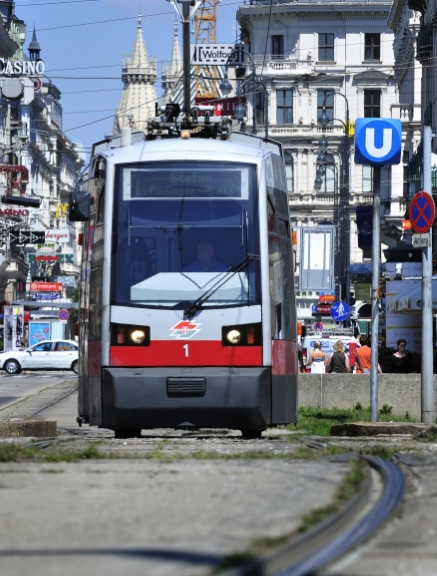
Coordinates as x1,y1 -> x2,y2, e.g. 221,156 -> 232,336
0,59 -> 45,76
45,229 -> 70,243
364,128 -> 392,159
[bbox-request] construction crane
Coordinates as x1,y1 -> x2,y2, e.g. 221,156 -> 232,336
194,0 -> 218,99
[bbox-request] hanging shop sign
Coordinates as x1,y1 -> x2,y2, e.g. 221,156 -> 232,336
55,203 -> 69,218
27,253 -> 74,264
0,59 -> 45,76
45,229 -> 70,243
30,282 -> 63,292
31,293 -> 61,301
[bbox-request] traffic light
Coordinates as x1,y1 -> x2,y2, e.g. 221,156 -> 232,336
1,195 -> 41,208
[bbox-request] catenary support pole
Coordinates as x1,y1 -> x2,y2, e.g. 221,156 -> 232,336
182,2 -> 191,116
421,126 -> 435,423
370,166 -> 381,422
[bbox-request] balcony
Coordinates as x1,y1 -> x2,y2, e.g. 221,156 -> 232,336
416,24 -> 433,61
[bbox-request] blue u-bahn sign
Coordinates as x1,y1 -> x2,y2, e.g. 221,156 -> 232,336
354,118 -> 402,166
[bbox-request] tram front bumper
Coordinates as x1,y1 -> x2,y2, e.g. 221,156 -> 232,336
101,367 -> 271,430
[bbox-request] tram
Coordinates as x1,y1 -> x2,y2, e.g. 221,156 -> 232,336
71,114 -> 298,438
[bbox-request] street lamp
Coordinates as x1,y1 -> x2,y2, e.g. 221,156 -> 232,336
317,92 -> 351,309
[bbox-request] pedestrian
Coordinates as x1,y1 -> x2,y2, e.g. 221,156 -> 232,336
306,340 -> 326,373
326,339 -> 351,373
388,339 -> 413,373
356,335 -> 382,374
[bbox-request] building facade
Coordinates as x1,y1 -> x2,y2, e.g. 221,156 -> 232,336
236,0 -> 411,318
0,6 -> 84,306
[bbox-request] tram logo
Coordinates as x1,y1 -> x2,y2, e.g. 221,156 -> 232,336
170,321 -> 201,339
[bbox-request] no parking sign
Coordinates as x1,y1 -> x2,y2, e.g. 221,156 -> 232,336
58,309 -> 69,324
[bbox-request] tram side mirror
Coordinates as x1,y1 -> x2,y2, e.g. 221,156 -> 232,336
69,191 -> 90,222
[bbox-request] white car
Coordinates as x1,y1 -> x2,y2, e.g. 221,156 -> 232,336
0,340 -> 78,375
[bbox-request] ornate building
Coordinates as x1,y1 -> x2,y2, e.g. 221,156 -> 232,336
113,15 -> 157,134
0,9 -> 84,304
236,0 -> 410,320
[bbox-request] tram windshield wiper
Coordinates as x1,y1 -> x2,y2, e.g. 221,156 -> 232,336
184,253 -> 260,319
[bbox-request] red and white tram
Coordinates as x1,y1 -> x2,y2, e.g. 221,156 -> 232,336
71,125 -> 298,438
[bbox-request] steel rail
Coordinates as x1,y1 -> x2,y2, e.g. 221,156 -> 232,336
275,456 -> 405,576
222,455 -> 405,576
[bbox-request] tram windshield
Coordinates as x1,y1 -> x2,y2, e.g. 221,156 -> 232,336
111,160 -> 261,309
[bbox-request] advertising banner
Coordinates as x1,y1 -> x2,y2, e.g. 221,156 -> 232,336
29,322 -> 51,347
30,282 -> 63,292
3,306 -> 25,352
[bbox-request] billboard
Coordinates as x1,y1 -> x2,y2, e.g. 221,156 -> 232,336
28,322 -> 51,347
299,226 -> 335,291
4,306 -> 25,352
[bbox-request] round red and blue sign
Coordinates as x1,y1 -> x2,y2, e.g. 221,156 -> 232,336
58,309 -> 69,321
409,192 -> 435,234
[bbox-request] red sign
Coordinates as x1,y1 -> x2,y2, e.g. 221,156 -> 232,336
318,294 -> 335,303
409,191 -> 435,234
58,309 -> 69,321
195,96 -> 247,117
313,305 -> 331,315
30,282 -> 63,292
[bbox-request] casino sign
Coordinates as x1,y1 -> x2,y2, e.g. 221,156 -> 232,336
0,58 -> 45,76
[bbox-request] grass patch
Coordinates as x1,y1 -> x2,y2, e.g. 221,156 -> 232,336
298,458 -> 367,532
0,443 -> 110,463
293,405 -> 415,437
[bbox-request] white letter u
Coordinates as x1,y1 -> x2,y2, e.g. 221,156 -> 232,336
365,128 -> 392,158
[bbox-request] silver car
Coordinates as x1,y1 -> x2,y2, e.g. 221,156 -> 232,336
0,340 -> 78,375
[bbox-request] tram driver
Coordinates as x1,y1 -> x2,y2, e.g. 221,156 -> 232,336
184,240 -> 226,273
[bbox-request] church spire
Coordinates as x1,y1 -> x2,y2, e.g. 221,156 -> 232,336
28,24 -> 41,61
162,20 -> 183,99
113,13 -> 157,135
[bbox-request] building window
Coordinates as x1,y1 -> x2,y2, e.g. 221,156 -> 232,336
284,152 -> 293,193
317,89 -> 334,123
364,33 -> 380,61
318,33 -> 334,61
255,91 -> 265,126
318,154 -> 335,193
364,89 -> 381,117
272,35 -> 284,59
276,89 -> 293,124
363,165 -> 373,193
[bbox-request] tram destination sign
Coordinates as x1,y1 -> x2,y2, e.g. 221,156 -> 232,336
125,167 -> 250,199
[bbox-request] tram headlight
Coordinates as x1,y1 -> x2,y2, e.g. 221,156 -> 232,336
111,324 -> 150,347
130,329 -> 146,344
226,329 -> 241,344
222,324 -> 262,346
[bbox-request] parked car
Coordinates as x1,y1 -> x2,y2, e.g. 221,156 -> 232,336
0,340 -> 78,375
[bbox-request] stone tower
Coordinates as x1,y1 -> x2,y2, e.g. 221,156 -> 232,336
113,14 -> 157,134
161,21 -> 183,103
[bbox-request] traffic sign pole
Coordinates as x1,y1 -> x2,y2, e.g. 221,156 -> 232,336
421,126 -> 435,424
370,167 -> 381,422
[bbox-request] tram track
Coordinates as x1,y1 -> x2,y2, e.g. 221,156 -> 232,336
222,455 -> 405,576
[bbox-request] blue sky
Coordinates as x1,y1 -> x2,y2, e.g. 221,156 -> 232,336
16,0 -> 240,153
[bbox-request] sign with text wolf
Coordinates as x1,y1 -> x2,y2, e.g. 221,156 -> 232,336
190,44 -> 245,66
